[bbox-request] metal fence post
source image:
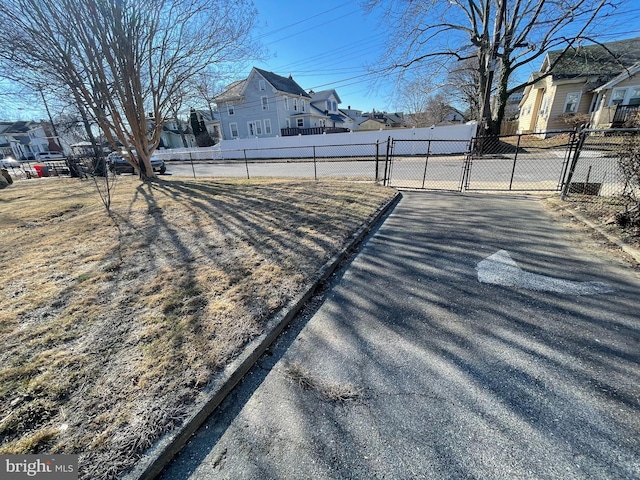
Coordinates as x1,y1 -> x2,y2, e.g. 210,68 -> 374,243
375,140 -> 380,182
313,145 -> 317,181
461,138 -> 474,191
189,152 -> 196,179
383,136 -> 391,186
560,128 -> 587,200
508,134 -> 521,190
558,129 -> 577,190
243,149 -> 250,179
421,140 -> 431,189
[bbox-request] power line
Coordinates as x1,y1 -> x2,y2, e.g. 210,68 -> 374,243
254,2 -> 352,40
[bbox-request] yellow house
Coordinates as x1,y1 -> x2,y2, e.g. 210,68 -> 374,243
518,37 -> 640,134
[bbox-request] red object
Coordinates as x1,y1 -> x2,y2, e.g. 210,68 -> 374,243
34,165 -> 49,177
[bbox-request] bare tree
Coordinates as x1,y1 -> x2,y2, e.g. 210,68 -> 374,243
0,0 -> 258,179
364,0 -> 618,133
398,75 -> 435,127
447,58 -> 482,121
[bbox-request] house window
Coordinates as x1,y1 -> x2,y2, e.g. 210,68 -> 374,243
301,100 -> 306,112
539,97 -> 550,117
284,98 -> 289,110
255,120 -> 263,135
259,80 -> 266,91
327,100 -> 331,111
285,118 -> 290,128
610,88 -> 627,106
629,87 -> 640,105
230,122 -> 238,138
293,98 -> 298,111
262,96 -> 268,110
248,122 -> 255,136
227,103 -> 235,115
297,118 -> 304,127
264,119 -> 272,134
333,101 -> 337,111
563,92 -> 581,113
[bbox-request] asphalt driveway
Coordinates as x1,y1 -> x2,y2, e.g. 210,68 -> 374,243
160,192 -> 640,480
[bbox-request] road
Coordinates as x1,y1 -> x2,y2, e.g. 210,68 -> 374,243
164,150 -> 622,194
159,192 -> 640,480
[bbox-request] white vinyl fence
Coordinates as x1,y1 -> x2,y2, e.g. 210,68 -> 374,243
154,123 -> 477,161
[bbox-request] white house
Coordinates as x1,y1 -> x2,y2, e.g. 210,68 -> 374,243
213,67 -> 358,139
0,121 -> 64,160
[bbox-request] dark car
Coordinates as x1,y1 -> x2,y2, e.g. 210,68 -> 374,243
107,151 -> 166,175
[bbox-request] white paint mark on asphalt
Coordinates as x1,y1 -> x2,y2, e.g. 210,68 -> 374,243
476,250 -> 614,295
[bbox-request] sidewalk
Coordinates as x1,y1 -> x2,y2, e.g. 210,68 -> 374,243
159,192 -> 640,479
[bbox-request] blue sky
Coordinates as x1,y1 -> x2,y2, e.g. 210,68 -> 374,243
249,0 -> 391,113
2,0 -> 640,121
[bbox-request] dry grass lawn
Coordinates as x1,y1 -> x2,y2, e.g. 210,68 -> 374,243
545,194 -> 640,268
0,175 -> 395,479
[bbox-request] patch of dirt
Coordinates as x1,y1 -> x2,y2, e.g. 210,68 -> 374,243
543,193 -> 640,267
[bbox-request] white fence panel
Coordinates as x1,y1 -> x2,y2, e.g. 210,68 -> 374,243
154,123 -> 477,161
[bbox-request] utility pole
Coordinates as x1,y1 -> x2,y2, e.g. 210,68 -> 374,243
39,88 -> 63,151
480,0 -> 507,135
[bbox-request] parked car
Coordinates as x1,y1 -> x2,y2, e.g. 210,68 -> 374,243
107,151 -> 166,175
0,157 -> 21,168
35,152 -> 66,161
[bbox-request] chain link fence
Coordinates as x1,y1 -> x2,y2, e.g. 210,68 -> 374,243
384,139 -> 471,190
5,129 -> 639,203
561,128 -> 640,200
156,141 -> 387,181
465,131 -> 576,192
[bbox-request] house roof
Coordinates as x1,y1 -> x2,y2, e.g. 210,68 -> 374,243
213,80 -> 246,102
0,121 -> 33,134
544,37 -> 640,80
253,68 -> 310,97
310,89 -> 342,104
214,67 -> 310,103
594,62 -> 640,92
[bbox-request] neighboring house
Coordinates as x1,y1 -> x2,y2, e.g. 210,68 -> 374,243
358,111 -> 407,130
191,109 -> 221,144
306,90 -> 351,133
340,107 -> 367,130
499,89 -> 524,121
0,121 -> 64,160
214,67 -> 313,140
517,37 -> 640,134
148,116 -> 197,149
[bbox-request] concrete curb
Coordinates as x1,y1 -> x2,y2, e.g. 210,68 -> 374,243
124,190 -> 402,480
565,207 -> 640,264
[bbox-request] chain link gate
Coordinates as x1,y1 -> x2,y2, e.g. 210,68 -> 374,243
463,131 -> 578,192
383,132 -> 580,193
383,138 -> 471,191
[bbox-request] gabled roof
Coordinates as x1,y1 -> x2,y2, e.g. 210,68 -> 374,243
253,68 -> 310,97
213,67 -> 310,103
594,62 -> 640,92
544,37 -> 640,80
0,121 -> 33,134
213,80 -> 246,102
310,89 -> 342,104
